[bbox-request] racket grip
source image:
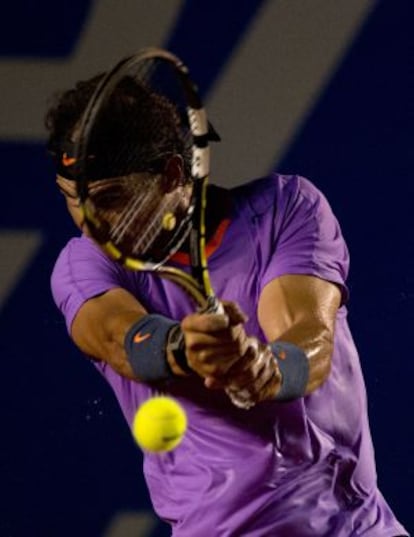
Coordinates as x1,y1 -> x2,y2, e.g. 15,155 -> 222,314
202,295 -> 224,314
203,297 -> 256,410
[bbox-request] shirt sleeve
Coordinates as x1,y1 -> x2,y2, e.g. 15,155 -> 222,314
50,235 -> 126,333
260,175 -> 350,303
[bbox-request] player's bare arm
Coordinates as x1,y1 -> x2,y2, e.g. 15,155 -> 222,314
71,288 -> 200,380
71,288 -> 147,379
203,273 -> 341,404
258,273 -> 341,395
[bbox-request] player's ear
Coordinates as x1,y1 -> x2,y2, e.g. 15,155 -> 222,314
162,154 -> 185,192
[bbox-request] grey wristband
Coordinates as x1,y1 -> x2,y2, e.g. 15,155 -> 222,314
124,314 -> 177,382
270,341 -> 310,402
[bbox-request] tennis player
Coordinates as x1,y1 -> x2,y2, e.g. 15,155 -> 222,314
46,74 -> 409,536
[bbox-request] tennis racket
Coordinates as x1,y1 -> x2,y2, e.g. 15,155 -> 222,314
72,47 -> 253,409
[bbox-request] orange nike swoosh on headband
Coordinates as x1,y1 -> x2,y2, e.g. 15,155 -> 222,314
133,332 -> 151,344
62,153 -> 77,167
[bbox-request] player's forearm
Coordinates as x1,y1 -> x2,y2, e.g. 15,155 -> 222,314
257,276 -> 340,399
72,294 -> 193,383
271,320 -> 334,394
211,323 -> 333,405
72,308 -> 144,379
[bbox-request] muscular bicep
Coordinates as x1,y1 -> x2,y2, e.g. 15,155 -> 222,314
71,287 -> 147,379
257,274 -> 341,392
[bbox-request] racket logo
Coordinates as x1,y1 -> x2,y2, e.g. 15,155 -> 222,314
133,332 -> 151,344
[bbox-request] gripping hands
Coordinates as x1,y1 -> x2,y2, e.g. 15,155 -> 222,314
178,302 -> 282,408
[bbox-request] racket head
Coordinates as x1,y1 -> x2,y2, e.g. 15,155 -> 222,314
72,48 -> 211,272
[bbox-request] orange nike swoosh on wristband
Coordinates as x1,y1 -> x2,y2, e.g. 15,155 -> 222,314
133,332 -> 151,344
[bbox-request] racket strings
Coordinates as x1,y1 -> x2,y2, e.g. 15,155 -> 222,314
132,194 -> 181,255
109,183 -> 155,243
109,185 -> 167,253
84,71 -> 190,181
78,50 -> 199,263
106,67 -> 192,259
89,173 -> 186,258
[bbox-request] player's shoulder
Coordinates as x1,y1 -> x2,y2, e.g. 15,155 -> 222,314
53,234 -> 106,265
229,173 -> 323,216
51,234 -> 117,285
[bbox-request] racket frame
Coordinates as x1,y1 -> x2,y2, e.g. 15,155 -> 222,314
74,47 -> 215,309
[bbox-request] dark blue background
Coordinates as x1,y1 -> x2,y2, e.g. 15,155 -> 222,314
1,1 -> 412,535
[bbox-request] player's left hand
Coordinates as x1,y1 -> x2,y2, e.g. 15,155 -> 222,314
205,338 -> 283,404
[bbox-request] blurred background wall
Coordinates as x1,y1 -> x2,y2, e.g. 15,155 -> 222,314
0,1 -> 412,535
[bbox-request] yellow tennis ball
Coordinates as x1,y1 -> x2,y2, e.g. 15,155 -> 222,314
132,396 -> 187,453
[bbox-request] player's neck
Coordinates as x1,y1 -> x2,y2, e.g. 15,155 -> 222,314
177,185 -> 231,256
205,185 -> 232,241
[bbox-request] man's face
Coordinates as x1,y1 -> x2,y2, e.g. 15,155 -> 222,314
56,155 -> 188,230
56,165 -> 193,261
56,173 -> 170,232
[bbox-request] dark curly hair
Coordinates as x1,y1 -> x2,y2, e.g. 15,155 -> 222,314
45,73 -> 191,181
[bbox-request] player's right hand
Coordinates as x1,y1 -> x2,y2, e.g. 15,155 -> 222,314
217,340 -> 283,405
180,301 -> 250,380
